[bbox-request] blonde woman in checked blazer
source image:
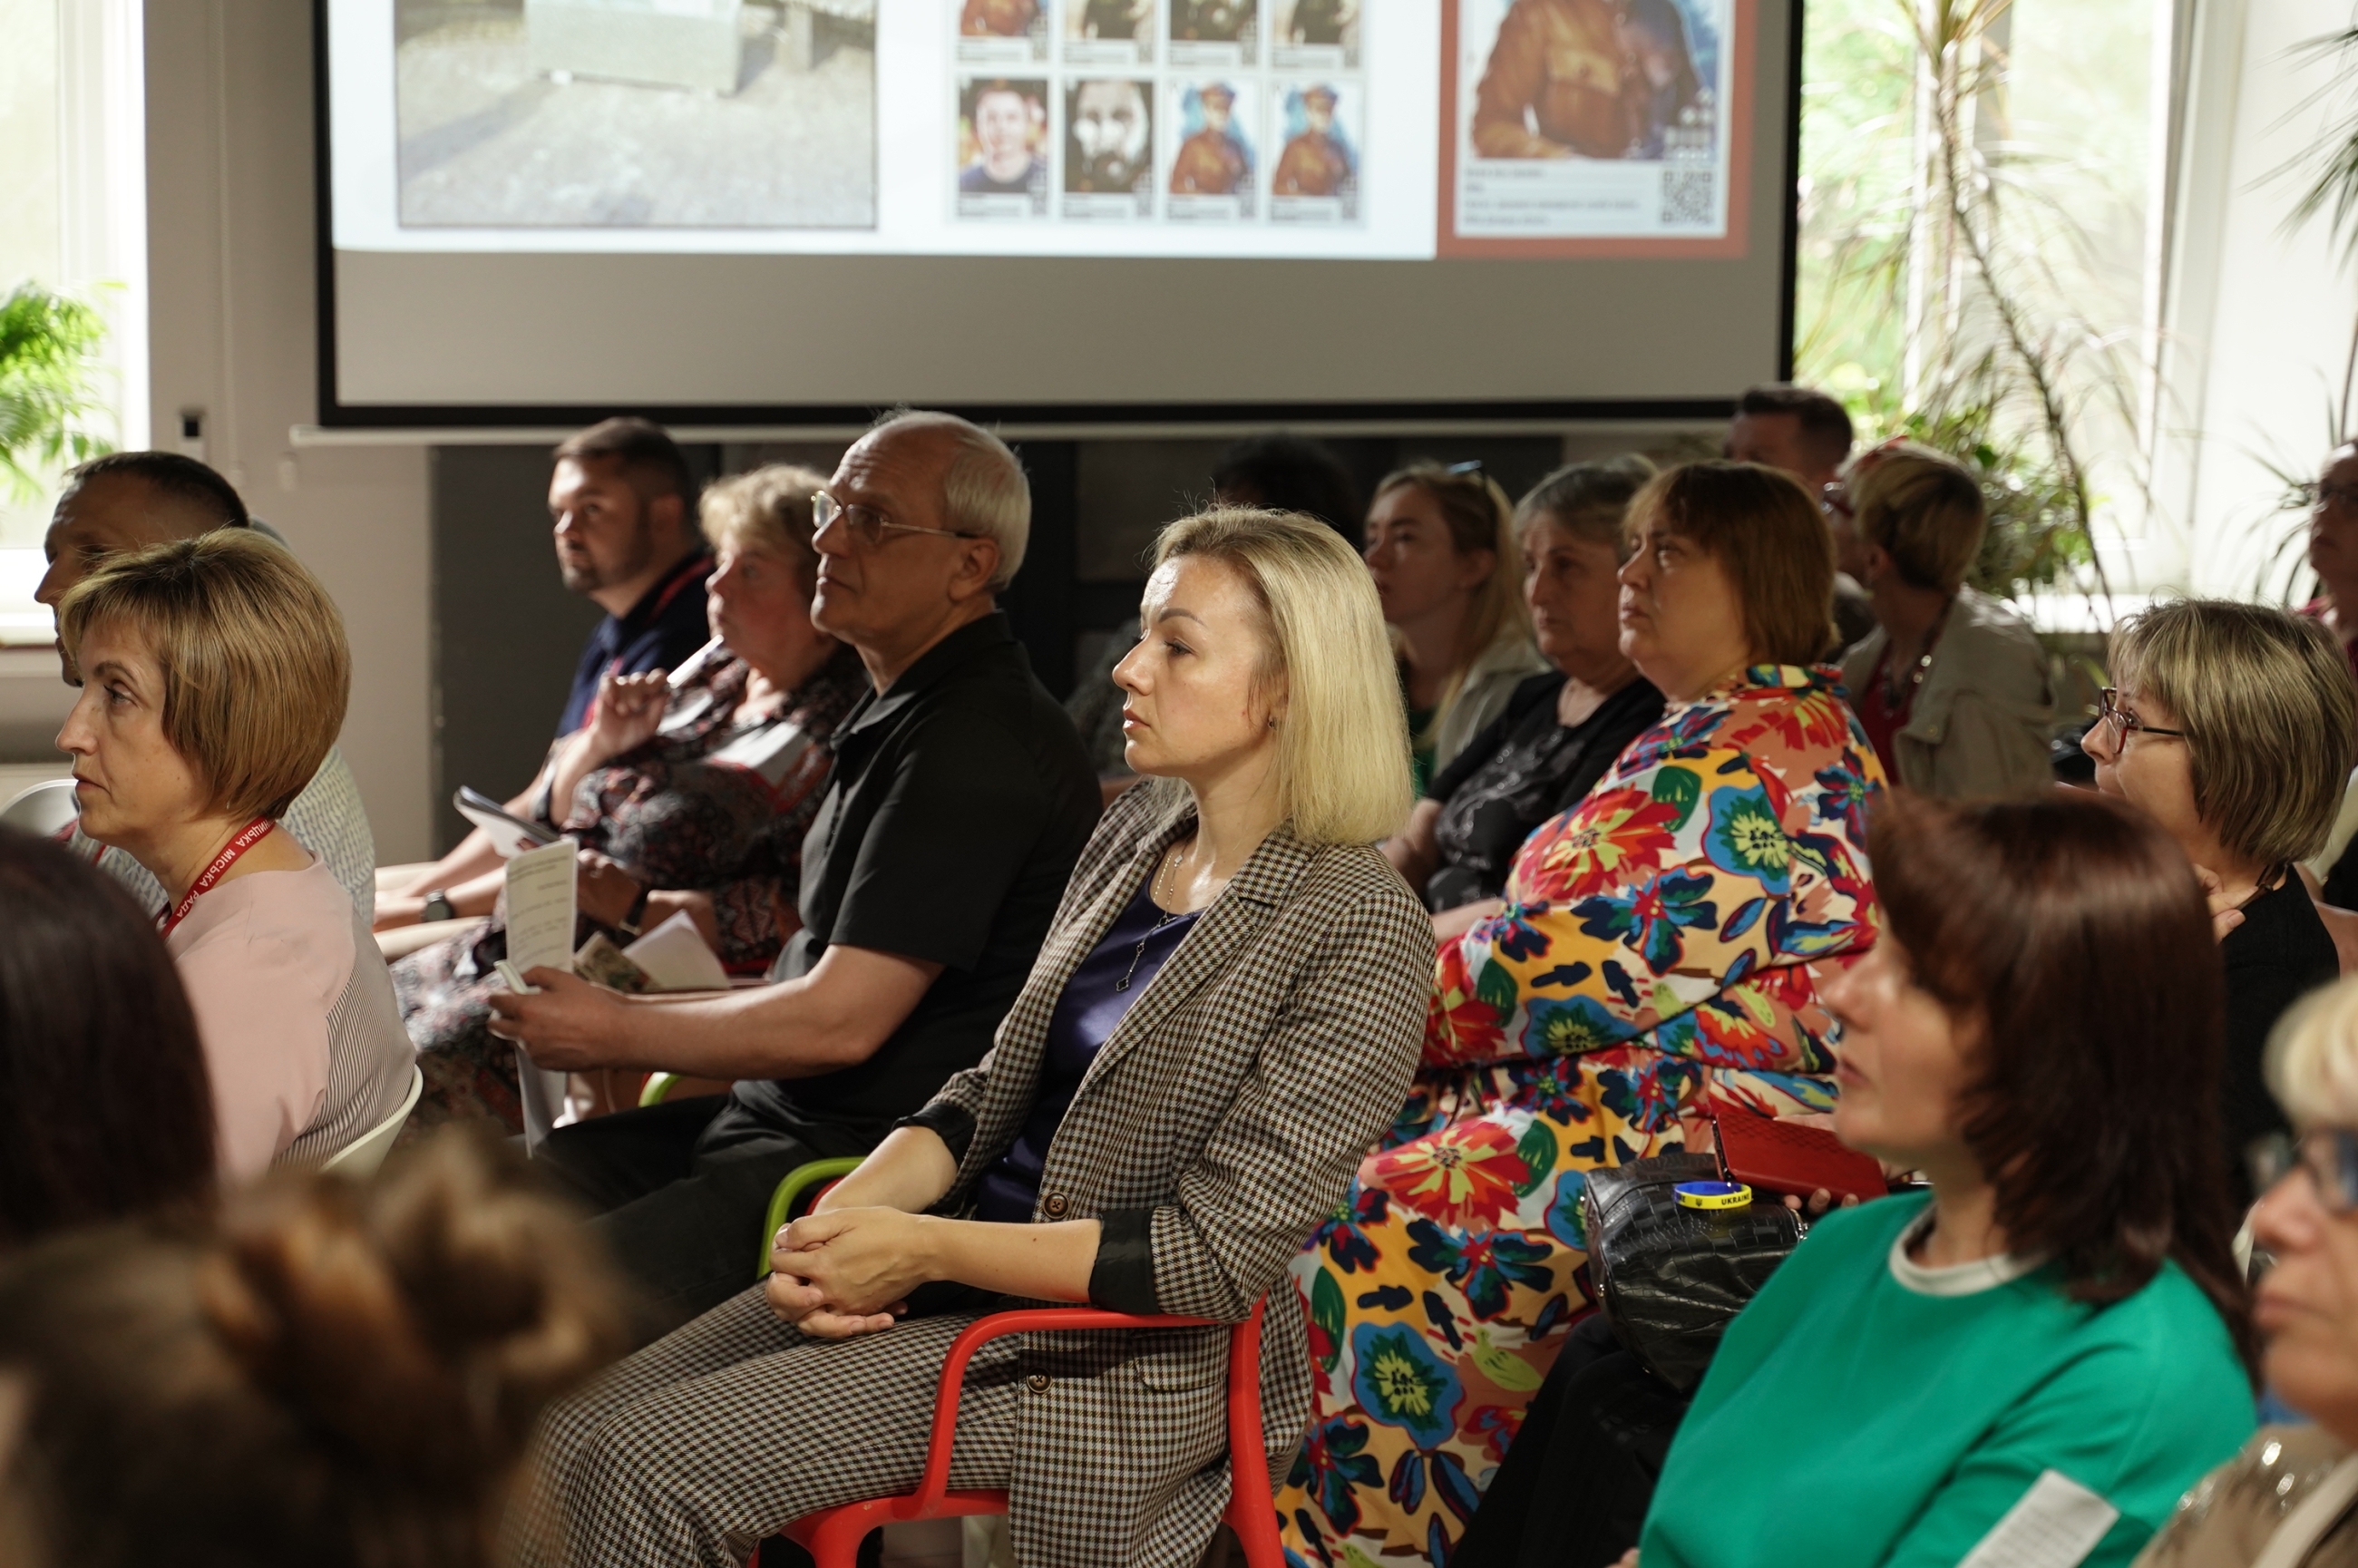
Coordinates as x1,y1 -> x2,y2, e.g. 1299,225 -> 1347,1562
518,508 -> 1433,1568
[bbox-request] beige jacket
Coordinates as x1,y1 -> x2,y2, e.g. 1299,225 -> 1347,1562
1434,629 -> 1551,776
2138,1426 -> 2358,1568
1839,587 -> 2055,800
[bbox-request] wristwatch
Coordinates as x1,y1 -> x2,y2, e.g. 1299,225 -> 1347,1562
619,884 -> 652,938
420,888 -> 455,923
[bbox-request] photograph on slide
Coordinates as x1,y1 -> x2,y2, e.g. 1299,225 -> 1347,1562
1440,0 -> 1747,255
959,0 -> 1050,62
1269,79 -> 1360,222
1063,78 -> 1157,219
1168,0 -> 1258,67
391,0 -> 878,229
1067,0 -> 1158,65
956,75 -> 1053,218
1164,78 -> 1258,220
1270,0 -> 1357,69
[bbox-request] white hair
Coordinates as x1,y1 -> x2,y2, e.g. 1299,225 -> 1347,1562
870,409 -> 1030,590
2271,973 -> 2358,1129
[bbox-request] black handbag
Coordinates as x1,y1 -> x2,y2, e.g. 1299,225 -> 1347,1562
1580,1152 -> 1803,1394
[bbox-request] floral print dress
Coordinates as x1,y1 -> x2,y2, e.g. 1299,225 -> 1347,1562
393,642 -> 868,1132
1276,666 -> 1884,1568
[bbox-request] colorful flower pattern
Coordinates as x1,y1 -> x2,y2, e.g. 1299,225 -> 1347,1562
1278,667 -> 1883,1567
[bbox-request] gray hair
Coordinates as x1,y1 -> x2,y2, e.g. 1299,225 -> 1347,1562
870,409 -> 1030,590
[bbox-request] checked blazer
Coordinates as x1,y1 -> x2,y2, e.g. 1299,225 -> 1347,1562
918,781 -> 1431,1566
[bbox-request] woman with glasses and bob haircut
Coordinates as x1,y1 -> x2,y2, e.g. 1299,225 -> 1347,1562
2081,599 -> 2354,1203
515,509 -> 1434,1568
1633,791 -> 2255,1568
2140,971 -> 2358,1566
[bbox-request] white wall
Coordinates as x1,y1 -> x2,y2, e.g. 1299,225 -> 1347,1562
144,0 -> 434,861
2152,0 -> 2358,601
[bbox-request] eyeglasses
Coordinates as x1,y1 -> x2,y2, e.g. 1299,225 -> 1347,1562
1820,482 -> 1855,522
2254,1128 -> 2358,1214
2096,687 -> 2186,742
811,491 -> 980,549
2301,480 -> 2358,511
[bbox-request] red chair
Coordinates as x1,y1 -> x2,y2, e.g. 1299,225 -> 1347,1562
778,1297 -> 1285,1568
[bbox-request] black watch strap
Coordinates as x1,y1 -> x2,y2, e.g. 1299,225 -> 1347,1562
619,884 -> 652,937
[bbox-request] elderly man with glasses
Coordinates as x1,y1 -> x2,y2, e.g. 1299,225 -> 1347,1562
492,410 -> 1102,1336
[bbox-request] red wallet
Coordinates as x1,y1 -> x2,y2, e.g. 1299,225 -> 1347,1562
1710,1104 -> 1889,1204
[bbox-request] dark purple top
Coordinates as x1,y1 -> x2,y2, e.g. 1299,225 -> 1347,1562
971,877 -> 1201,1224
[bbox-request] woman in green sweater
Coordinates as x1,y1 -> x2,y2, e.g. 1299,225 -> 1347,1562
1632,792 -> 2258,1568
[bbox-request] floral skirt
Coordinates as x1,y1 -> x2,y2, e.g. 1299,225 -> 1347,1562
390,921 -> 527,1135
1274,1049 -> 1832,1568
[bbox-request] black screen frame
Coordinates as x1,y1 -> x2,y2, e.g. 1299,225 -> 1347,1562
311,0 -> 1805,431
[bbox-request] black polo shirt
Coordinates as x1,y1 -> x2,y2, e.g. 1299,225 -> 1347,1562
731,612 -> 1101,1139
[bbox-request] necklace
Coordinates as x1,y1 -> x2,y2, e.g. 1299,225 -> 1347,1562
1881,596 -> 1955,711
1115,845 -> 1189,992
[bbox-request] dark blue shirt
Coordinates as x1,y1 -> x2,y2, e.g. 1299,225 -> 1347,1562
557,549 -> 716,735
972,877 -> 1201,1224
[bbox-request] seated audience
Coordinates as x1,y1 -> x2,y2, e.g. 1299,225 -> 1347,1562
1724,383 -> 1875,648
388,466 -> 870,1132
1833,441 -> 2054,796
54,531 -> 415,1178
1278,462 -> 1886,1567
2300,439 -> 2358,686
1385,456 -> 1666,922
35,451 -> 375,919
0,828 -> 214,1248
1068,431 -> 1361,783
1363,462 -> 1550,789
515,506 -> 1432,1568
0,1128 -> 628,1568
1630,793 -> 2254,1568
2083,600 -> 2353,1201
2138,971 -> 2358,1566
483,412 -> 1100,1335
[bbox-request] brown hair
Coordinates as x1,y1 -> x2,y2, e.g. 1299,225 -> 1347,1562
1369,463 -> 1534,738
1736,384 -> 1855,473
1515,454 -> 1658,556
2109,599 -> 2356,868
699,464 -> 827,598
1627,462 -> 1837,664
1848,442 -> 1987,595
0,829 -> 214,1248
1870,790 -> 2256,1376
0,1127 -> 630,1568
551,416 -> 692,504
58,531 -> 350,820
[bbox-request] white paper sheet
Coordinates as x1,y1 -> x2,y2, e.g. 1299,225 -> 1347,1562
1956,1469 -> 2120,1568
502,839 -> 578,1148
623,910 -> 731,992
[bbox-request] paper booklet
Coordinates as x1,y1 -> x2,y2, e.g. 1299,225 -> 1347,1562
498,838 -> 577,1148
454,784 -> 560,859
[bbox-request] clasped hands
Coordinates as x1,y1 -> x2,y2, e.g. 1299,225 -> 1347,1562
765,1205 -> 937,1339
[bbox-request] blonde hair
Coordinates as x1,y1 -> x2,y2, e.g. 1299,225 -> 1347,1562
699,464 -> 827,596
1370,463 -> 1533,745
2110,599 -> 2355,867
1150,507 -> 1413,844
2270,973 -> 2358,1128
870,409 -> 1030,590
1848,442 -> 1987,596
59,531 -> 349,821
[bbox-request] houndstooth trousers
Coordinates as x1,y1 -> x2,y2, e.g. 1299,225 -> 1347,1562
511,1286 -> 1022,1567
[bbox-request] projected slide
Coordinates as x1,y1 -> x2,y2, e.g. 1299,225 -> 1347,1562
336,1 -> 1749,261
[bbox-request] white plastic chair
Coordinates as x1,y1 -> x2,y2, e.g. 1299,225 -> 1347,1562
0,779 -> 78,838
322,1066 -> 424,1179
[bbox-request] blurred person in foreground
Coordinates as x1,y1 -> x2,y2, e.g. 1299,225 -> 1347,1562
35,451 -> 375,920
0,827 -> 215,1250
2139,970 -> 2358,1566
1621,792 -> 2254,1568
2084,600 -> 2353,1203
56,531 -> 414,1178
1725,384 -> 1876,648
388,466 -> 870,1133
1385,457 -> 1665,926
0,1127 -> 628,1568
1832,441 -> 2053,798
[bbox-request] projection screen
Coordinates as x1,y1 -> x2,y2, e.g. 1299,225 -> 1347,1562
317,0 -> 1799,425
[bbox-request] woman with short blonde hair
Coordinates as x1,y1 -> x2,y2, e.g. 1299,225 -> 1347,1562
521,506 -> 1435,1567
1834,443 -> 2054,797
1363,463 -> 1547,786
2086,598 -> 2355,1202
56,531 -> 414,1176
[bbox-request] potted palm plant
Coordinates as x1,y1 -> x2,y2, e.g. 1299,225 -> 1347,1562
0,282 -> 113,502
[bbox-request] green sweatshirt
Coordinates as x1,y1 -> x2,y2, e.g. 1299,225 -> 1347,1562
1640,1193 -> 2253,1568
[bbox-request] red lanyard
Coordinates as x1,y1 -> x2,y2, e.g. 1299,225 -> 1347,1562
160,817 -> 275,938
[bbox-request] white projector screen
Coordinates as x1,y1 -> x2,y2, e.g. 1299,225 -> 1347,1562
317,0 -> 1798,424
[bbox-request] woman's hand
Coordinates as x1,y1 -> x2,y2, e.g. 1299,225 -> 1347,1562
581,669 -> 670,765
772,1206 -> 938,1319
484,969 -> 634,1069
762,1269 -> 903,1339
575,849 -> 643,930
2194,863 -> 2247,942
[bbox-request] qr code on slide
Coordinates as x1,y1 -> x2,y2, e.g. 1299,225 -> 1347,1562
1661,169 -> 1715,228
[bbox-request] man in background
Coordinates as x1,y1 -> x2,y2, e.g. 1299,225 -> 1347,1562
34,451 -> 377,920
1725,383 -> 1876,648
547,417 -> 713,737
